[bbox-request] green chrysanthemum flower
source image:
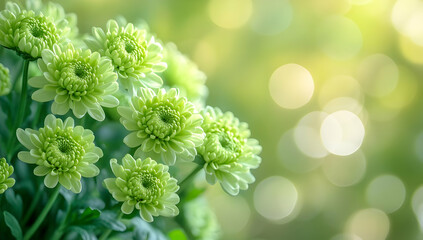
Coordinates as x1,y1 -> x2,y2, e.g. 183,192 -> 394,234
29,44 -> 119,121
0,1 -> 75,59
0,63 -> 11,96
118,88 -> 205,165
184,197 -> 221,240
0,158 -> 15,194
85,20 -> 167,93
197,107 -> 262,196
104,154 -> 180,222
161,43 -> 208,103
17,114 -> 103,193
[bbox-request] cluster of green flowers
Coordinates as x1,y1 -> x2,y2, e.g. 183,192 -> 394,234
0,0 -> 261,238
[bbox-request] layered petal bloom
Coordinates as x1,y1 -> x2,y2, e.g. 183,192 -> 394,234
118,88 -> 205,165
104,154 -> 180,222
0,158 -> 15,194
85,20 -> 167,93
197,107 -> 262,195
0,1 -> 76,59
17,114 -> 103,193
0,63 -> 10,96
161,43 -> 208,103
29,44 -> 119,121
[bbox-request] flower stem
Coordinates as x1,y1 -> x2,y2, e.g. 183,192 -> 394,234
24,185 -> 61,240
6,59 -> 30,162
99,212 -> 123,240
50,198 -> 73,240
22,183 -> 44,226
178,155 -> 205,192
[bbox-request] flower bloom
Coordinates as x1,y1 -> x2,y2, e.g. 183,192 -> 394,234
0,158 -> 15,194
29,44 -> 119,121
0,1 -> 76,59
197,107 -> 262,195
104,154 -> 180,222
0,63 -> 10,96
85,20 -> 167,94
161,43 -> 208,103
17,114 -> 103,193
118,88 -> 204,165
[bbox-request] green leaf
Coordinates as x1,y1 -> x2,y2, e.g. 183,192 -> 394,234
4,211 -> 23,240
5,189 -> 23,219
67,226 -> 96,240
76,208 -> 101,225
168,229 -> 188,240
183,187 -> 206,203
132,218 -> 167,240
96,211 -> 126,232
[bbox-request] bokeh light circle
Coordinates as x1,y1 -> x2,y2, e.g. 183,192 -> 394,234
357,54 -> 399,97
269,64 -> 314,109
366,175 -> 406,213
321,110 -> 365,156
331,233 -> 362,240
316,16 -> 362,60
347,209 -> 390,240
392,0 -> 423,46
319,75 -> 363,108
323,151 -> 366,187
412,186 -> 423,231
323,97 -> 364,116
208,0 -> 253,29
294,112 -> 329,158
208,192 -> 251,234
250,0 -> 293,35
254,176 -> 298,221
278,130 -> 324,173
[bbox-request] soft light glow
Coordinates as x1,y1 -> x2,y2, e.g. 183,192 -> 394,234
254,176 -> 298,221
209,190 -> 251,234
321,111 -> 365,156
294,112 -> 329,158
278,130 -> 324,173
399,35 -> 423,64
319,75 -> 363,108
208,0 -> 253,29
331,233 -> 362,240
269,64 -> 314,109
392,0 -> 423,46
379,66 -> 417,110
347,209 -> 390,240
323,97 -> 364,116
323,151 -> 366,187
250,0 -> 293,35
350,0 -> 373,5
411,186 -> 423,231
316,16 -> 362,59
366,175 -> 406,213
357,54 -> 399,97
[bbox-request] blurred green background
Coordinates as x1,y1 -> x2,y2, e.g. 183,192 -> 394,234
4,0 -> 423,239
